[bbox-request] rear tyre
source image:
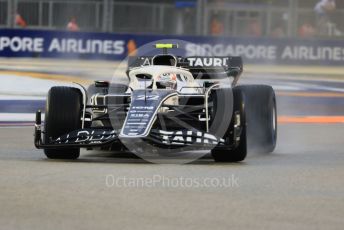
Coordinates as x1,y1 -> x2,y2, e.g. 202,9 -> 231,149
211,87 -> 247,162
236,85 -> 277,153
44,87 -> 82,159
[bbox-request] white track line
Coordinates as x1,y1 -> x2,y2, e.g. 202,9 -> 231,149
0,113 -> 44,122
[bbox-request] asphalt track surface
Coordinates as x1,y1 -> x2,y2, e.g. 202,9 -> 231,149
0,59 -> 344,229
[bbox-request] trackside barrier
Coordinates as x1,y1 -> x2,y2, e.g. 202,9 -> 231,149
1,29 -> 344,66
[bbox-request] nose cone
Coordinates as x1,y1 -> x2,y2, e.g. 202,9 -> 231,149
119,89 -> 177,138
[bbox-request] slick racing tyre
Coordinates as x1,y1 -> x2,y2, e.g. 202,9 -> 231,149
44,87 -> 82,159
236,85 -> 277,153
211,87 -> 247,162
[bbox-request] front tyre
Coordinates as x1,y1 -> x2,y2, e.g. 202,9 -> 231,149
236,85 -> 277,153
44,86 -> 82,159
211,87 -> 247,162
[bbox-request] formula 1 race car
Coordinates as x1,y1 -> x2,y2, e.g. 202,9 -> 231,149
34,44 -> 277,162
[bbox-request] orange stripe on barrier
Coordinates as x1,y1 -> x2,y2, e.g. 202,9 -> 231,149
277,91 -> 344,98
278,116 -> 344,124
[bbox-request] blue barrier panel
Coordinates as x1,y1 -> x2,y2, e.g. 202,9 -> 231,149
1,28 -> 344,65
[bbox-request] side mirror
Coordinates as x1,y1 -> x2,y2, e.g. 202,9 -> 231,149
95,81 -> 110,88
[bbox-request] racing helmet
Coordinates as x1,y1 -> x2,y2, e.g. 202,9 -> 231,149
156,73 -> 177,90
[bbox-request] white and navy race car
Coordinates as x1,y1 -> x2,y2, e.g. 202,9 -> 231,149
34,44 -> 277,162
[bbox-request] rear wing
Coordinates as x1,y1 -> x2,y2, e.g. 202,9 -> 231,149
127,56 -> 243,79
